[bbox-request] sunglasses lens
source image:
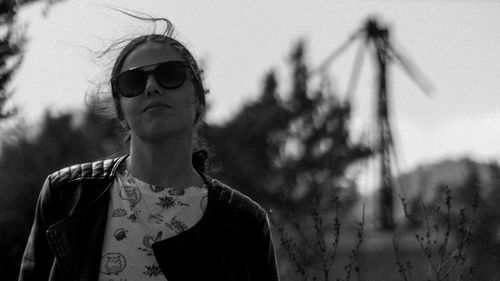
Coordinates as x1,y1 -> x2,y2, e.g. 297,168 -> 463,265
155,61 -> 187,89
115,61 -> 189,98
117,70 -> 146,97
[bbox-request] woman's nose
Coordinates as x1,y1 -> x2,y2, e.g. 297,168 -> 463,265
144,74 -> 164,98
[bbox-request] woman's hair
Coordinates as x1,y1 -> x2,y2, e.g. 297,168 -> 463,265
91,12 -> 210,172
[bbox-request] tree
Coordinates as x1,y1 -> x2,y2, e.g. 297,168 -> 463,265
0,0 -> 25,119
204,41 -> 373,280
204,70 -> 290,206
205,40 -> 372,213
0,0 -> 65,119
0,109 -> 122,281
468,162 -> 500,280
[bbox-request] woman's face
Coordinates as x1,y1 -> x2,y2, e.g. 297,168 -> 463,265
118,41 -> 199,142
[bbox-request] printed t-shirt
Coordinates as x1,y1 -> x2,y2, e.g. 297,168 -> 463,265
98,169 -> 208,281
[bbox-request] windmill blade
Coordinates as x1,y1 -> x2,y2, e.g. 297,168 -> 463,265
345,39 -> 367,103
312,28 -> 365,75
385,40 -> 434,96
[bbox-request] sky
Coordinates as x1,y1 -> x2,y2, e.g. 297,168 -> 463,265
8,0 -> 500,179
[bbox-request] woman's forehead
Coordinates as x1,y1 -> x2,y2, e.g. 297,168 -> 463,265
120,41 -> 183,72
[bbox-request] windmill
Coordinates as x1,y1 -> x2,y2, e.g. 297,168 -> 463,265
314,17 -> 433,230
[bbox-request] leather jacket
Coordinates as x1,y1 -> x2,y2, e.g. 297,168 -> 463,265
18,156 -> 280,281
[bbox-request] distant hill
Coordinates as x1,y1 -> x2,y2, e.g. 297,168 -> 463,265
396,157 -> 495,204
318,157 -> 497,229
356,157 -> 500,226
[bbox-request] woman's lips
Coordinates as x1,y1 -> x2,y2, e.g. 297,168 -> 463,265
143,102 -> 171,112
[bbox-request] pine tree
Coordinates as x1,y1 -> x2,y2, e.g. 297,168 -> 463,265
205,40 -> 372,212
0,0 -> 24,119
0,0 -> 65,120
272,40 -> 371,213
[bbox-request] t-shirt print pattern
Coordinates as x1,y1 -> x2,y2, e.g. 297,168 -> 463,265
99,169 -> 208,281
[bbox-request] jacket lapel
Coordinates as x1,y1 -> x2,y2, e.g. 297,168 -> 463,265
47,179 -> 111,281
47,156 -> 126,281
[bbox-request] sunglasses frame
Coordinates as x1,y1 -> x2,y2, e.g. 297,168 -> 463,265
111,60 -> 194,98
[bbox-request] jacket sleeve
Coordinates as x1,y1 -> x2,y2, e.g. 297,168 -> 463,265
18,176 -> 57,281
248,211 -> 280,281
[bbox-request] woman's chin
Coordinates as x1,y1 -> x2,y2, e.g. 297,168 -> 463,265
134,122 -> 192,142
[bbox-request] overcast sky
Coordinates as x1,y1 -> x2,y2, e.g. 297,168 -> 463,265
9,0 -> 500,179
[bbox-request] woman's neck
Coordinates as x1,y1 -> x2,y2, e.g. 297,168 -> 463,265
126,132 -> 203,189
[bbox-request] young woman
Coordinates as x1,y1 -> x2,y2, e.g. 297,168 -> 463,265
18,23 -> 280,281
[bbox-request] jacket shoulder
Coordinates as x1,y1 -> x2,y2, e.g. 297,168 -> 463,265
48,156 -> 124,187
208,177 -> 268,223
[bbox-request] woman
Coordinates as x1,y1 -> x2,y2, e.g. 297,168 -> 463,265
18,21 -> 280,281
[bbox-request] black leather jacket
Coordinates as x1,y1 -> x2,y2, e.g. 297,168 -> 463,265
18,156 -> 280,281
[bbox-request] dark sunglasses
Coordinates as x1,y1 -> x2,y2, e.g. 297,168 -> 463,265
111,60 -> 191,98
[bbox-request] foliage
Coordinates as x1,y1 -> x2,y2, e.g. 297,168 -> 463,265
204,40 -> 372,281
203,70 -> 289,206
467,162 -> 500,280
0,110 -> 122,281
0,2 -> 69,280
204,40 -> 372,213
271,199 -> 365,281
0,0 -> 66,119
394,183 -> 479,281
395,170 -> 480,281
0,0 -> 26,119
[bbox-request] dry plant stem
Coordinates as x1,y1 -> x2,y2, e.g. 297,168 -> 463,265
293,219 -> 322,258
444,215 -> 475,280
327,198 -> 341,273
272,198 -> 364,281
312,198 -> 340,281
392,238 -> 412,281
338,204 -> 365,281
415,203 -> 440,277
269,214 -> 308,279
444,185 -> 478,281
433,190 -> 452,280
397,184 -> 478,281
312,209 -> 330,281
396,194 -> 414,281
437,189 -> 452,261
401,196 -> 441,279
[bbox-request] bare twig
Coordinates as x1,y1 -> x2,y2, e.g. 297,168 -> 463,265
396,184 -> 478,281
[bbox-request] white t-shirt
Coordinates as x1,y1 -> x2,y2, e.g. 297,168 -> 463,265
98,169 -> 208,281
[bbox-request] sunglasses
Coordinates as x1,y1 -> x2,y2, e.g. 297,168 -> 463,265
111,60 -> 191,98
